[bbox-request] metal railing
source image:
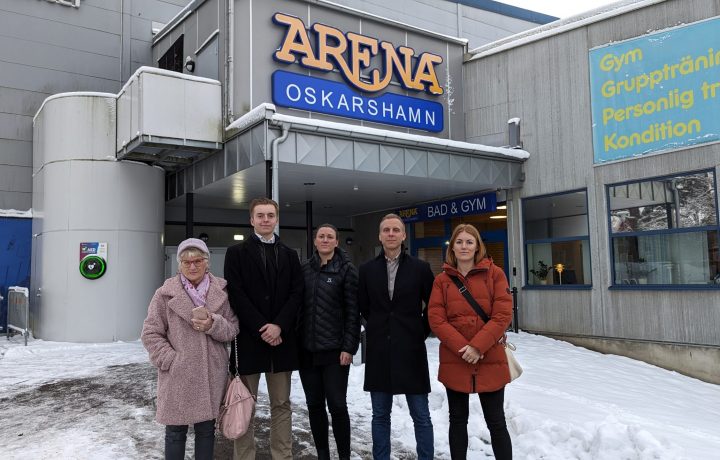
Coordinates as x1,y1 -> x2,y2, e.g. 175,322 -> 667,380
7,286 -> 30,346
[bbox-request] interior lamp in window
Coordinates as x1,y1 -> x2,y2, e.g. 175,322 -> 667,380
233,234 -> 244,241
555,263 -> 565,284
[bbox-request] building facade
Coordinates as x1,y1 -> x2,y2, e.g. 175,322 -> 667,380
3,0 -> 719,382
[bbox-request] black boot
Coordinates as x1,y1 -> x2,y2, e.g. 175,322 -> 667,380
316,449 -> 331,460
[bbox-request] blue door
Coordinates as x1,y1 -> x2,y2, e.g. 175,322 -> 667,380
0,217 -> 32,332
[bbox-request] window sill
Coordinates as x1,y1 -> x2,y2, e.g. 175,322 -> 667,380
523,285 -> 592,290
609,284 -> 720,291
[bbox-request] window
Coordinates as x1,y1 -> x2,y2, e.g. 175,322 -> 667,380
523,190 -> 591,287
158,35 -> 184,73
607,170 -> 720,287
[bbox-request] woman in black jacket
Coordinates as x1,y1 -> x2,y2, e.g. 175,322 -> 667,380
299,224 -> 360,460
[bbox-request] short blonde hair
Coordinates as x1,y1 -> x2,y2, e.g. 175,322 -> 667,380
378,213 -> 405,232
445,223 -> 486,267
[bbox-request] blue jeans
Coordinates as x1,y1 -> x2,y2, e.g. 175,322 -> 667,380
370,392 -> 434,460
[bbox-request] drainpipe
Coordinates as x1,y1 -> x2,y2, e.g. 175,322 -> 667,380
226,0 -> 234,123
270,123 -> 290,234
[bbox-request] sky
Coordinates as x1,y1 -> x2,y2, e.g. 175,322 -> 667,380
501,0 -> 626,19
1,331 -> 718,459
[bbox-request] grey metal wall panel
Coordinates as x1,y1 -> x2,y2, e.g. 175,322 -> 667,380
328,0 -> 543,49
0,191 -> 31,210
0,35 -> 119,81
0,88 -> 48,117
405,149 -> 428,177
0,1 -> 121,34
326,137 -> 353,170
0,9 -> 120,58
296,134 -> 326,167
196,35 -> 219,80
0,113 -> 32,142
379,145 -> 404,175
131,38 -> 153,68
196,0 -> 219,50
354,142 -> 380,172
0,61 -> 119,95
129,0 -> 187,20
0,165 -> 32,193
428,151 -> 450,180
0,140 -> 32,167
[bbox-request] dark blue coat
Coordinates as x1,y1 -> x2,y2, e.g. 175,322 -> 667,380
358,250 -> 435,394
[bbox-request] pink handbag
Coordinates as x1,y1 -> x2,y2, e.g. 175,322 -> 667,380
216,340 -> 256,440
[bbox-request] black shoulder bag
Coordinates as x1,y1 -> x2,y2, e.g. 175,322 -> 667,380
449,275 -> 490,323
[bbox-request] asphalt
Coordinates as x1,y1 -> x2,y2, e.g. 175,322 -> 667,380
0,361 -> 395,459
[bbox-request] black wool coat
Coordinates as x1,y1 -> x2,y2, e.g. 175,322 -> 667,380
358,250 -> 435,394
224,234 -> 303,375
300,248 -> 360,355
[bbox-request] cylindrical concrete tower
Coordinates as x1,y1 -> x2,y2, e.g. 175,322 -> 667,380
31,93 -> 164,342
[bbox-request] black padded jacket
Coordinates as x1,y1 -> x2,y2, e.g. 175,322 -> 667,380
299,248 -> 360,354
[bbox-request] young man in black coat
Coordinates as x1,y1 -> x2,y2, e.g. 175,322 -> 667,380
358,213 -> 435,460
224,197 -> 303,460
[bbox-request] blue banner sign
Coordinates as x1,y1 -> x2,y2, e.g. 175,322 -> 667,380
272,70 -> 444,132
397,193 -> 497,222
589,17 -> 720,163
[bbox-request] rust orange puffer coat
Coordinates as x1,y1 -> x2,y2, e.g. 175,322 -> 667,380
428,258 -> 513,393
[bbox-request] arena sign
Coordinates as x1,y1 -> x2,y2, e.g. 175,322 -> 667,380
271,12 -> 445,132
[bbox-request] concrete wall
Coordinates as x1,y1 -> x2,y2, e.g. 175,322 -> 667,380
32,94 -> 165,342
464,0 -> 720,378
0,0 -> 189,210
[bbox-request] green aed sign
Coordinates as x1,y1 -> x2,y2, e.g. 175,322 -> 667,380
79,242 -> 108,280
79,255 -> 107,280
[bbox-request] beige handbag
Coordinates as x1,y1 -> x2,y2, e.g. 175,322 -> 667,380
504,341 -> 523,381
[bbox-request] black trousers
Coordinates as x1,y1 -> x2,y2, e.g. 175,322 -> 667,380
165,419 -> 215,460
446,387 -> 512,460
299,362 -> 351,459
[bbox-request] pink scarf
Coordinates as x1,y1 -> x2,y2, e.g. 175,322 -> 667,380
180,273 -> 210,307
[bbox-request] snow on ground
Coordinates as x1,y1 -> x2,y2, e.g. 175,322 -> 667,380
1,332 -> 718,459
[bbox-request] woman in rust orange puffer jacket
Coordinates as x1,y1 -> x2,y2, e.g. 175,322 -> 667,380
428,223 -> 513,460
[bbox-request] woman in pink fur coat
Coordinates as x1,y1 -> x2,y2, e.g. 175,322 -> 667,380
142,238 -> 239,460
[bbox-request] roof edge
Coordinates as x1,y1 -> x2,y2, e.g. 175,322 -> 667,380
467,0 -> 667,61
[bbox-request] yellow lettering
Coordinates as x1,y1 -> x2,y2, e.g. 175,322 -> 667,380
411,52 -> 444,95
273,13 -> 444,95
346,32 -> 383,92
273,13 -> 322,68
312,23 -> 351,75
369,42 -> 414,92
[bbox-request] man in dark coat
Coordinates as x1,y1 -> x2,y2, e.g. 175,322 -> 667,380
224,197 -> 303,460
358,213 -> 435,460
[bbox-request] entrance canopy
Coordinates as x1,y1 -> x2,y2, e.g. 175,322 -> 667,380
165,104 -> 528,216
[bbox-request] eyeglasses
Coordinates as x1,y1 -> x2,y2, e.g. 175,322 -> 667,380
180,258 -> 207,268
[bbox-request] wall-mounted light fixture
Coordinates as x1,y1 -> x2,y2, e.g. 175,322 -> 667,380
185,56 -> 195,73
